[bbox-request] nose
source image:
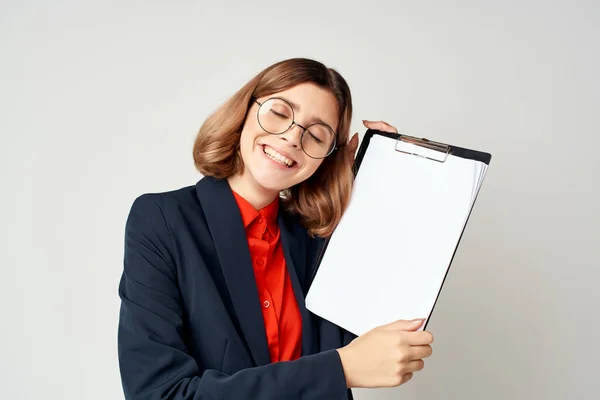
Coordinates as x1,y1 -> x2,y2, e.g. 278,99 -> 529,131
279,124 -> 303,148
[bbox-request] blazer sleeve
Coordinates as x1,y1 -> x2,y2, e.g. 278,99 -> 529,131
117,194 -> 350,400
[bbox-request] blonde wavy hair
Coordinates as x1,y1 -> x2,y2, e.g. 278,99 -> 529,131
193,58 -> 354,238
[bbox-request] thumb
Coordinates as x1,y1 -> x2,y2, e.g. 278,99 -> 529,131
347,132 -> 359,158
376,318 -> 425,332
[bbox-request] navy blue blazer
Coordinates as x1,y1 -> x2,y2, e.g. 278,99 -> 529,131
117,175 -> 357,399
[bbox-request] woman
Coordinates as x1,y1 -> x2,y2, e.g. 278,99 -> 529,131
117,58 -> 434,399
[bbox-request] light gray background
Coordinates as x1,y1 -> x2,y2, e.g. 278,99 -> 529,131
1,1 -> 598,399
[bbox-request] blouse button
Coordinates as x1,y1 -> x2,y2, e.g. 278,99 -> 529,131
263,300 -> 270,308
256,259 -> 264,267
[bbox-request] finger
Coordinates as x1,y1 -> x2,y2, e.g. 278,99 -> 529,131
362,120 -> 398,133
400,372 -> 413,385
404,359 -> 425,374
376,319 -> 425,332
347,132 -> 359,155
399,330 -> 434,346
409,344 -> 433,360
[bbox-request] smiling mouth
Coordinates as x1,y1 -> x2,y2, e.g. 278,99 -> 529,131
262,145 -> 296,168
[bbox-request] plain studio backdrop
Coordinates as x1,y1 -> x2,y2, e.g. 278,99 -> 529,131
1,1 -> 598,399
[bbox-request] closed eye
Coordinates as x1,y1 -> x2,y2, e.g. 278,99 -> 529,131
308,131 -> 323,143
270,110 -> 289,119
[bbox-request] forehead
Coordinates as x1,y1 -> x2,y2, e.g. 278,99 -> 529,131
265,83 -> 339,130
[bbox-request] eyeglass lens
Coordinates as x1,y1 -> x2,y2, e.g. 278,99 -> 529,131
257,98 -> 336,158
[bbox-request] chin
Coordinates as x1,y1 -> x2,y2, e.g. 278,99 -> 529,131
250,169 -> 294,193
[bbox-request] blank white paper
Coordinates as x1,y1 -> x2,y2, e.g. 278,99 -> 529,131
305,134 -> 488,336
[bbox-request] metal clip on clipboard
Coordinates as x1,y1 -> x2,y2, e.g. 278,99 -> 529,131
395,133 -> 451,163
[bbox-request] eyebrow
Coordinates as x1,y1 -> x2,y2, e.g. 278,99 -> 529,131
280,96 -> 301,112
279,96 -> 334,129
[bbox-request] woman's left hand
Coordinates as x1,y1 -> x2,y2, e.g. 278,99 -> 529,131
347,120 -> 398,162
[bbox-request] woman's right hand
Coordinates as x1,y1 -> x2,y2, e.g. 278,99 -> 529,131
336,319 -> 434,388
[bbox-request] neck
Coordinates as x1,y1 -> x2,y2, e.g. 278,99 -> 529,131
227,171 -> 280,210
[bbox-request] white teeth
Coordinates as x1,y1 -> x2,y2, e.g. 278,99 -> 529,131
263,146 -> 294,167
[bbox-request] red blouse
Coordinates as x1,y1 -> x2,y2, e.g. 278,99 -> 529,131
232,191 -> 302,362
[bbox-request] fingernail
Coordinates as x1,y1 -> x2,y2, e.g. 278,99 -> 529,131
412,318 -> 425,324
362,119 -> 368,123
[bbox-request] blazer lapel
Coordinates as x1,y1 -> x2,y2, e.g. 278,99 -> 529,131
195,176 -> 271,366
278,213 -> 318,357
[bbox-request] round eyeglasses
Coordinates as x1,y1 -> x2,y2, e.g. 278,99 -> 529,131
253,97 -> 338,159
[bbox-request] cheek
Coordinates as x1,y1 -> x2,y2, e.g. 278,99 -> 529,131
239,128 -> 260,156
239,115 -> 262,146
302,159 -> 323,178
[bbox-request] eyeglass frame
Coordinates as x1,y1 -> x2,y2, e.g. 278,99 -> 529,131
252,97 -> 340,159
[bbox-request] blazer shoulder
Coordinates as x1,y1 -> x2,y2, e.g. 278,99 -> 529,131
128,182 -> 201,217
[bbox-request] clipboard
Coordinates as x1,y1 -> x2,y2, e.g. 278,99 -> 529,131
305,129 -> 492,335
